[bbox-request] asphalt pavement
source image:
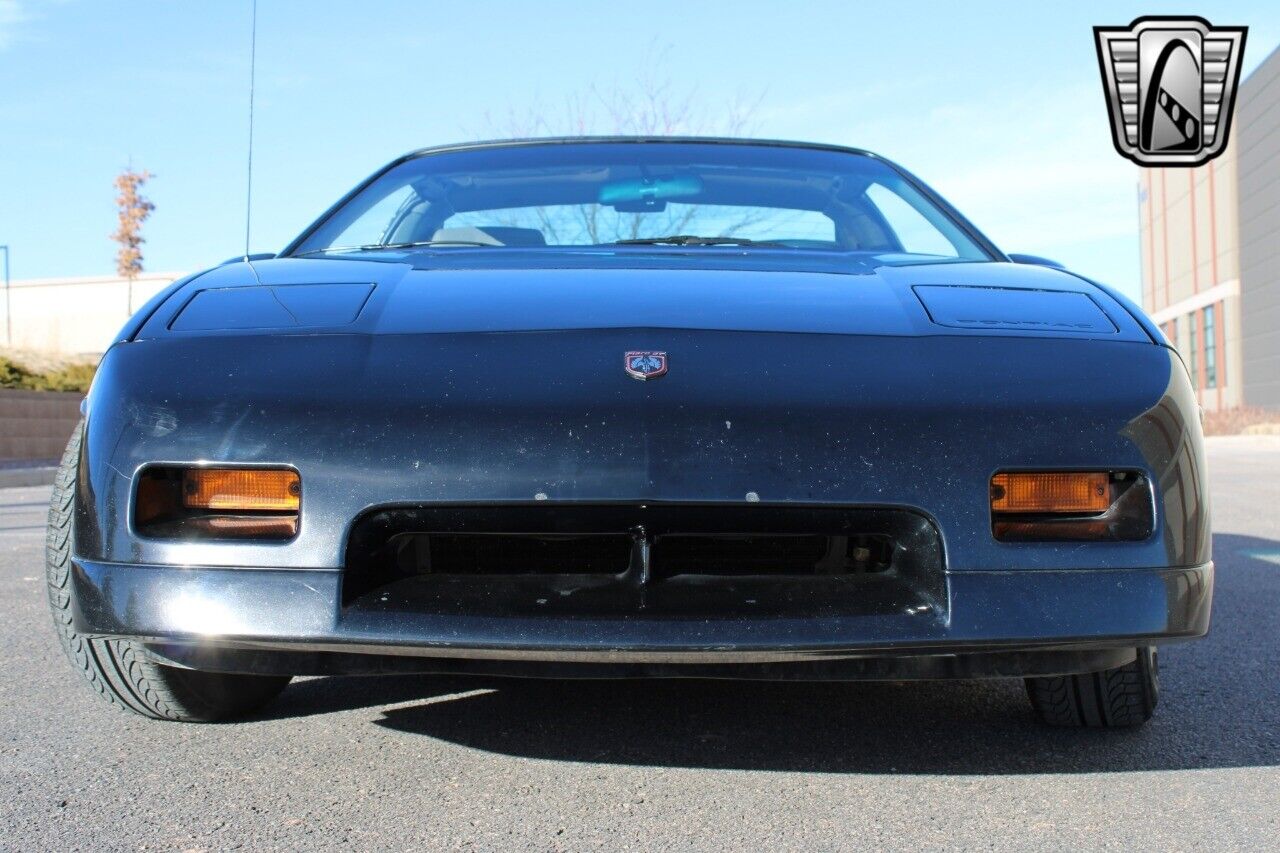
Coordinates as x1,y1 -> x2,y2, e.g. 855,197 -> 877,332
1,437 -> 1277,851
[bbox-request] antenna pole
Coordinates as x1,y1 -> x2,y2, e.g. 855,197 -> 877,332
243,0 -> 258,262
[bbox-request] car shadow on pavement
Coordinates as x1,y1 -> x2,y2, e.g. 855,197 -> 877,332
273,533 -> 1280,774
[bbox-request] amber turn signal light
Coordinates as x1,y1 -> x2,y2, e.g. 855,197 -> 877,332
135,466 -> 301,540
990,472 -> 1110,514
991,470 -> 1152,543
183,469 -> 301,512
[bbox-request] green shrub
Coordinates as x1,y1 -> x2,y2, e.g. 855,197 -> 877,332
0,356 -> 97,393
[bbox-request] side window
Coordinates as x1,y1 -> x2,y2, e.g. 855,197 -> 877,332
864,183 -> 960,257
327,184 -> 421,248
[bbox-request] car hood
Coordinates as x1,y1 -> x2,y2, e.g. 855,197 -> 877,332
133,256 -> 1153,343
89,255 -> 1198,574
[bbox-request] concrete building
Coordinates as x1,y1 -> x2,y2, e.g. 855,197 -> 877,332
2,272 -> 179,355
1139,44 -> 1280,411
1237,45 -> 1280,409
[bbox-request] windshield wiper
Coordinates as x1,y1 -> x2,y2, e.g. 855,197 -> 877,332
611,236 -> 785,247
293,240 -> 497,257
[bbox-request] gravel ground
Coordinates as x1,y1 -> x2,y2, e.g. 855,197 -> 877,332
1,438 -> 1277,851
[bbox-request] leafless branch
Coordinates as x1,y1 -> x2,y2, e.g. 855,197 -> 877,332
468,52 -> 765,244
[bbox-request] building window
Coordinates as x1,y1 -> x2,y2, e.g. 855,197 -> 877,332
1219,303 -> 1226,386
1204,304 -> 1217,389
1188,312 -> 1198,389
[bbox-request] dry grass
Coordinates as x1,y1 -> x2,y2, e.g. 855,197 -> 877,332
0,348 -> 98,393
1202,405 -> 1280,437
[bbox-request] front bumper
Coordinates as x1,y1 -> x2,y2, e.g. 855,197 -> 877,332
69,559 -> 1212,680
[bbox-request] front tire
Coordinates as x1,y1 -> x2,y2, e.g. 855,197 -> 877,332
1025,647 -> 1159,728
46,422 -> 291,722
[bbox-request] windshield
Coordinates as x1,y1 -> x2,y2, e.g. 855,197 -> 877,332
289,142 -> 994,263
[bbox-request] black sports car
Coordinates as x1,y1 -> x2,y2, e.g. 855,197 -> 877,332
48,138 -> 1210,726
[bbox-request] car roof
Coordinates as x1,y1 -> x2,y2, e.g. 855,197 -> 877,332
401,136 -> 883,161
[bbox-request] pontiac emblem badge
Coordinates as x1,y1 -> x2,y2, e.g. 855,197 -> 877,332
624,351 -> 668,381
1094,16 -> 1247,167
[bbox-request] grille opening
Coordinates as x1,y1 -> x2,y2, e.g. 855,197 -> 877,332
342,505 -> 945,617
650,533 -> 893,578
389,532 -> 632,577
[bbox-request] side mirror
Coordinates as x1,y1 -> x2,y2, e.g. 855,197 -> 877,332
1007,253 -> 1066,270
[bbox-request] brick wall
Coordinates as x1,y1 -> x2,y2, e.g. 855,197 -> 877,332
0,390 -> 82,463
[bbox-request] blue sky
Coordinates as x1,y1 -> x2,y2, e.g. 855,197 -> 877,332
2,1 -> 1278,301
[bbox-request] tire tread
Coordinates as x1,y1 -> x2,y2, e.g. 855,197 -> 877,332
1025,648 -> 1158,728
45,422 -> 289,722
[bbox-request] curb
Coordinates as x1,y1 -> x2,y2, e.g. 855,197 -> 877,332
0,466 -> 57,489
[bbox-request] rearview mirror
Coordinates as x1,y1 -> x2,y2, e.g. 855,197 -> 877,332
611,199 -> 668,213
599,175 -> 703,211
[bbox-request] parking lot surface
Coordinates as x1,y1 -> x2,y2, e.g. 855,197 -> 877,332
1,437 -> 1277,851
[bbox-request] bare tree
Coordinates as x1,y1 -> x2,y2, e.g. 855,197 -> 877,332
110,168 -> 155,313
482,47 -> 762,140
473,52 -> 768,245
